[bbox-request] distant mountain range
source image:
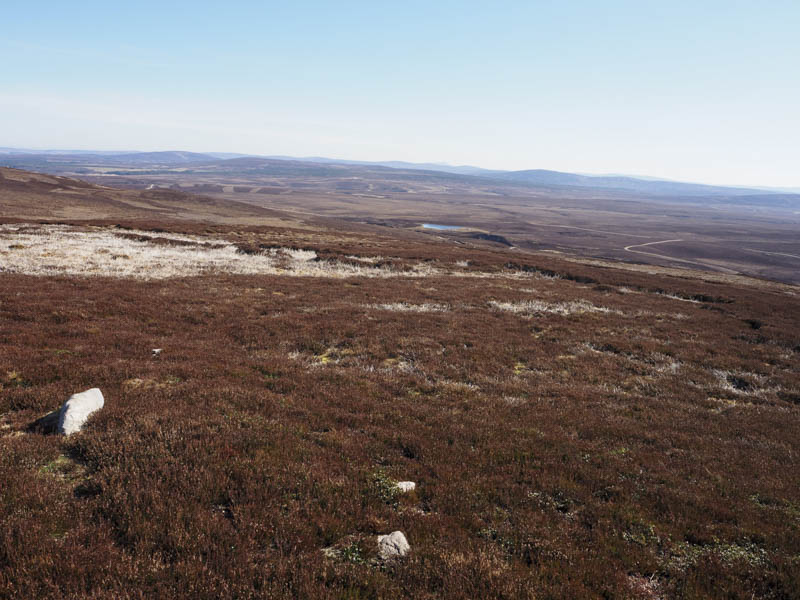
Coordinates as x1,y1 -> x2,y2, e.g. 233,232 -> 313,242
1,147 -> 798,197
262,155 -> 495,177
0,147 -> 137,156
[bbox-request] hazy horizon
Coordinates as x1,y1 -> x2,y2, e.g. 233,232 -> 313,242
2,1 -> 799,188
5,144 -> 800,192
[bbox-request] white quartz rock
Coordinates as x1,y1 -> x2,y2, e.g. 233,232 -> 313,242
377,531 -> 410,560
58,388 -> 104,435
396,481 -> 416,493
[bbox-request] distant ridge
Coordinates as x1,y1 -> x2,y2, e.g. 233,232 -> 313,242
0,146 -> 796,198
488,169 -> 772,197
95,151 -> 218,164
0,166 -> 282,221
0,147 -> 135,156
261,156 -> 790,197
263,155 -> 500,177
263,157 -> 786,198
0,149 -> 217,165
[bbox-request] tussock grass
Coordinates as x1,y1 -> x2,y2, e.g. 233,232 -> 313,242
489,299 -> 620,316
365,302 -> 450,313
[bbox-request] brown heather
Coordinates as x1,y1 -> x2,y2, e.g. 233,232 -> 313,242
1,219 -> 799,599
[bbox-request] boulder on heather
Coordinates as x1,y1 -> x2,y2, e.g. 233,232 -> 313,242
396,481 -> 416,493
58,388 -> 104,435
377,531 -> 410,560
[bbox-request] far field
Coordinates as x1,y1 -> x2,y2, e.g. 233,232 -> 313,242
3,154 -> 799,284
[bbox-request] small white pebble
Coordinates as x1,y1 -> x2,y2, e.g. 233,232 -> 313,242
152,348 -> 162,357
396,481 -> 416,493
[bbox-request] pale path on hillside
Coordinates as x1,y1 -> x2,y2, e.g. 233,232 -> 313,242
623,239 -> 741,275
525,220 -> 653,238
624,239 -> 684,254
744,248 -> 800,261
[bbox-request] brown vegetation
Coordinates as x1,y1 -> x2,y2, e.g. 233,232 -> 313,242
1,173 -> 799,598
0,168 -> 297,226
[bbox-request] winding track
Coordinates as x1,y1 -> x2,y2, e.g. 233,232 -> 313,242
744,248 -> 800,261
623,239 -> 684,256
623,238 -> 740,274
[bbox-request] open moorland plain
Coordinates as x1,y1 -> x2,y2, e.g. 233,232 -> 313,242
3,151 -> 800,285
1,167 -> 800,599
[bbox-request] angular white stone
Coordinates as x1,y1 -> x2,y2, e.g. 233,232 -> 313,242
152,348 -> 162,357
396,481 -> 416,493
377,531 -> 410,560
58,388 -> 104,435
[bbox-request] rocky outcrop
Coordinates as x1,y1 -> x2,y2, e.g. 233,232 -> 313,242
58,388 -> 104,435
377,531 -> 410,560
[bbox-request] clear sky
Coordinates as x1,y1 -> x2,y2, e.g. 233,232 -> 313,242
2,1 -> 798,187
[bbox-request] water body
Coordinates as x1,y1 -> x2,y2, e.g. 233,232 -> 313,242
422,223 -> 461,230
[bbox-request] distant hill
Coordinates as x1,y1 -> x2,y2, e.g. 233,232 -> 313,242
0,149 -> 217,166
264,155 -> 501,177
204,152 -> 256,160
262,156 -> 791,197
206,158 -> 800,206
95,151 -> 218,165
486,169 -> 775,198
0,167 -> 285,222
1,148 -> 797,203
0,147 -> 134,156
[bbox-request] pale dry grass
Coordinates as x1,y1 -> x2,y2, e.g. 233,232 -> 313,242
711,369 -> 772,397
581,343 -> 682,375
0,224 -> 439,280
654,291 -> 701,303
488,299 -> 620,316
365,302 -> 450,313
345,255 -> 385,264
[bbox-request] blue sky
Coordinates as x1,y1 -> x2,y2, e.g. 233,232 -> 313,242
2,1 -> 798,186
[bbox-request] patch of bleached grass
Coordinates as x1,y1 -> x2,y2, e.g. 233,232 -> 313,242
377,357 -> 422,378
535,271 -> 562,280
581,343 -> 682,375
270,247 -> 317,261
712,369 -> 770,396
365,302 -> 450,313
598,383 -> 629,396
649,353 -> 682,374
503,396 -> 527,407
0,224 -> 441,280
438,379 -> 479,392
346,255 -> 385,264
489,299 -> 620,316
582,342 -> 618,355
633,309 -> 689,320
447,270 -> 548,281
654,291 -> 701,303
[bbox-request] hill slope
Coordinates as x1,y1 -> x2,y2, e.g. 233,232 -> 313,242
0,172 -> 799,598
0,167 -> 298,225
4,150 -> 799,204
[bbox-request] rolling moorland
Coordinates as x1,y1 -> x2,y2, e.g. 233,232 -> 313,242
2,151 -> 799,285
1,167 -> 799,598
